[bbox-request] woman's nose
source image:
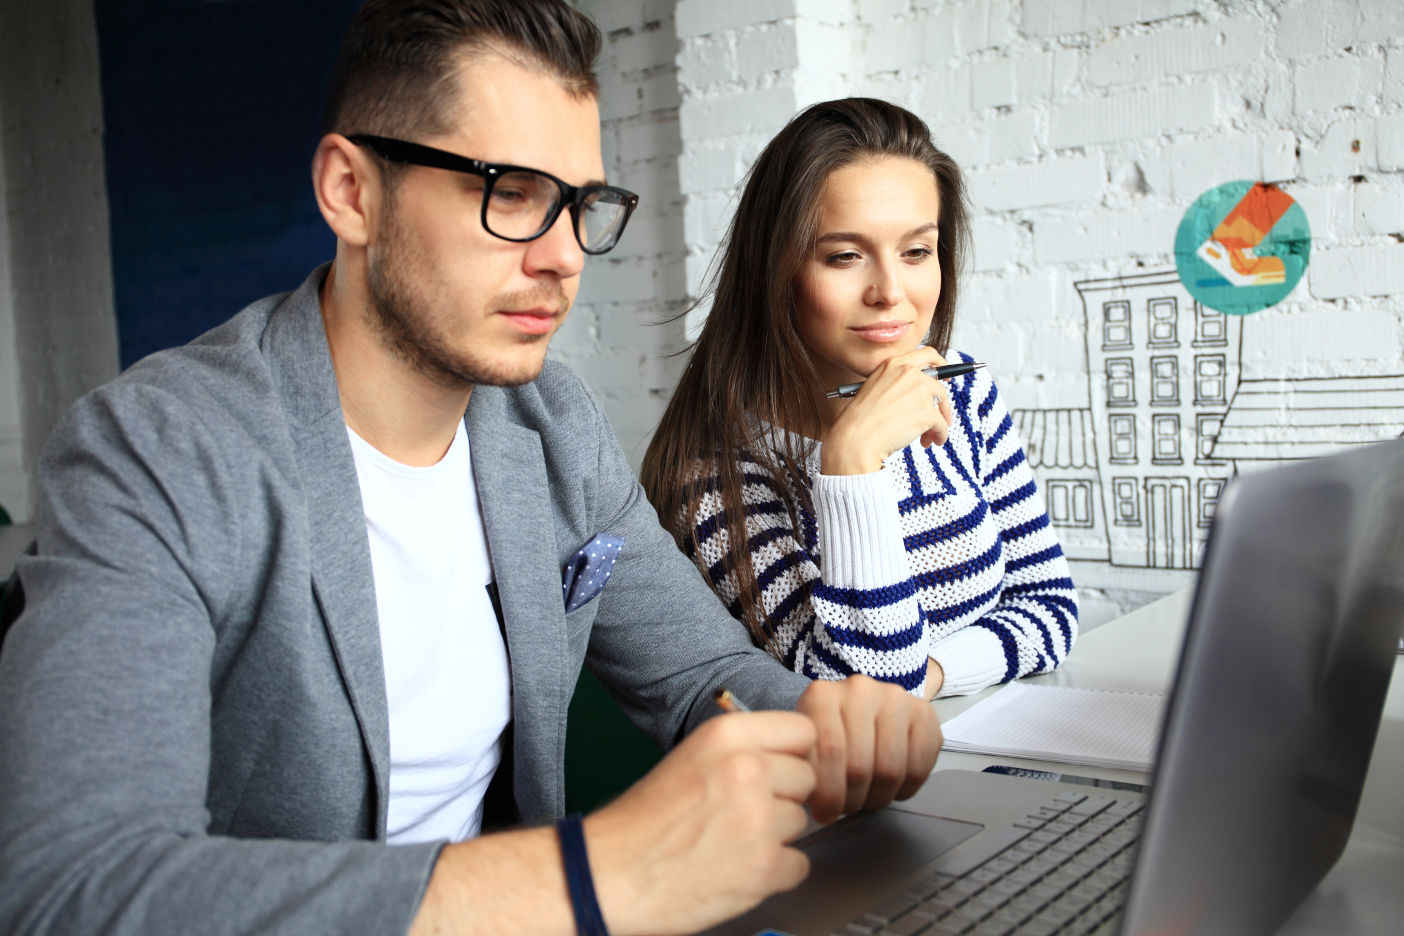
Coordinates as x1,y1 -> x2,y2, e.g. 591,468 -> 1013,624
865,264 -> 904,307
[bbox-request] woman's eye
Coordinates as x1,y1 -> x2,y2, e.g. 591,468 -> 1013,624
825,251 -> 861,266
903,246 -> 935,262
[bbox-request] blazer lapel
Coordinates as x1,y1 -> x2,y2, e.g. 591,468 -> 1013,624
466,388 -> 568,822
263,267 -> 393,833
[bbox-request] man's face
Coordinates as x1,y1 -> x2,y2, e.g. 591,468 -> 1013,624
364,54 -> 604,388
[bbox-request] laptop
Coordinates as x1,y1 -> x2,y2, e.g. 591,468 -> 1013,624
706,438 -> 1404,936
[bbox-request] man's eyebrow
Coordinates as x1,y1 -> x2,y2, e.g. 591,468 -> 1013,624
815,222 -> 940,245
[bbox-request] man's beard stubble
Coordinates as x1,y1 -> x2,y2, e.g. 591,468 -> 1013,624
364,208 -> 570,389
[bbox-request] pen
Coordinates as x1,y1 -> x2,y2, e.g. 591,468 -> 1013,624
825,361 -> 986,399
713,687 -> 752,713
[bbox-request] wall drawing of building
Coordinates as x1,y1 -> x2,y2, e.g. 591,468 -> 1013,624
1212,375 -> 1404,466
1075,271 -> 1241,571
1011,270 -> 1404,595
1011,408 -> 1105,563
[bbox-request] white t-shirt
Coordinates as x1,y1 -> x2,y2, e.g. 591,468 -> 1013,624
348,421 -> 512,845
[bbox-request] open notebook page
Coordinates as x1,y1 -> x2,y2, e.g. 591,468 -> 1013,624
940,683 -> 1166,771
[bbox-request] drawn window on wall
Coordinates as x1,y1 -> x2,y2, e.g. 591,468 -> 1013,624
1196,413 -> 1225,464
1151,356 -> 1179,405
1106,358 -> 1135,407
1112,476 -> 1140,526
1148,298 -> 1178,347
1198,477 -> 1224,529
1195,355 -> 1227,406
1152,413 -> 1181,465
1047,480 -> 1094,528
1109,413 -> 1137,464
1102,300 -> 1132,350
1194,302 -> 1228,347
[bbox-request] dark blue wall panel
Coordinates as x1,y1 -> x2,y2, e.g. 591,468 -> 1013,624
96,0 -> 360,367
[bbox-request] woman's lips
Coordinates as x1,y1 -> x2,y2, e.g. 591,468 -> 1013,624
851,321 -> 909,342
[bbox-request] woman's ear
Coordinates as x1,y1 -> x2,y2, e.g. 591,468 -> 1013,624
311,133 -> 378,247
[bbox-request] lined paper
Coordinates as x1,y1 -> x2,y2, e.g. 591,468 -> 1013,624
941,683 -> 1166,771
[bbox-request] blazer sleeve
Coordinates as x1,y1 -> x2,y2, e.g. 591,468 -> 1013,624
0,384 -> 438,936
557,375 -> 812,746
686,452 -> 931,695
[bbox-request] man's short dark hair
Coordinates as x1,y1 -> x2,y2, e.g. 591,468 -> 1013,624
322,0 -> 601,143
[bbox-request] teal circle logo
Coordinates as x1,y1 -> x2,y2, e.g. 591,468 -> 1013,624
1174,180 -> 1310,315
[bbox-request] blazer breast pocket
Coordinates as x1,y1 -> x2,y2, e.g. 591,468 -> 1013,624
561,533 -> 624,614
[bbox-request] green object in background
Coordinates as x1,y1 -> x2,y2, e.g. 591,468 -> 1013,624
0,504 -> 10,526
564,668 -> 662,813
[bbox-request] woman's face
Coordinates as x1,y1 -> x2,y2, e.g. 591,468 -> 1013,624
793,156 -> 943,388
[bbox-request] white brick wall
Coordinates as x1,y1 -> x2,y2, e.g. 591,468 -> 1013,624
968,156 -> 1106,211
1020,0 -> 1197,38
549,0 -> 691,468
567,0 -> 1404,619
1085,18 -> 1262,87
1293,53 -> 1384,117
1049,83 -> 1220,149
1311,242 -> 1404,299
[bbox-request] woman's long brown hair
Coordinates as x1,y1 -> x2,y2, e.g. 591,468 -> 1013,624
640,98 -> 971,653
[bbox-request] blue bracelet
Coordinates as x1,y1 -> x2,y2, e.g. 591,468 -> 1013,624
557,813 -> 609,936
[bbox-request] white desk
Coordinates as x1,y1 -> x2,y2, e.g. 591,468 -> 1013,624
928,588 -> 1404,934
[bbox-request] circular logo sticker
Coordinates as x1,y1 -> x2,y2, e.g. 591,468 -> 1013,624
1174,180 -> 1310,315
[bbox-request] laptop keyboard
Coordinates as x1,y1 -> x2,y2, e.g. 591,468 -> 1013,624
831,790 -> 1145,936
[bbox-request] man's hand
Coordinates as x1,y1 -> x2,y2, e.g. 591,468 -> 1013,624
796,674 -> 943,824
409,685 -> 936,936
586,709 -> 818,935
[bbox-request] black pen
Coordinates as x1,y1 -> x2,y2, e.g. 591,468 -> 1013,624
825,361 -> 986,399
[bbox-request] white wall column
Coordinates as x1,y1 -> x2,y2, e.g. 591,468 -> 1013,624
0,0 -> 119,524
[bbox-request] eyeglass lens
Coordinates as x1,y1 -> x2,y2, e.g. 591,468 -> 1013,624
578,192 -> 630,252
485,169 -> 630,252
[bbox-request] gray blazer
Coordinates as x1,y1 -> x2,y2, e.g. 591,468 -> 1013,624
0,267 -> 809,935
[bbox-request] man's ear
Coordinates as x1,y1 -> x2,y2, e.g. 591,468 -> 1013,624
312,133 -> 379,247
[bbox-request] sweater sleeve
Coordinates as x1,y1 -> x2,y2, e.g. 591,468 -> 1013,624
933,368 -> 1079,696
688,452 -> 931,695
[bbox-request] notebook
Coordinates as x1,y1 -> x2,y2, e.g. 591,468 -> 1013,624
704,437 -> 1404,936
940,684 -> 1164,771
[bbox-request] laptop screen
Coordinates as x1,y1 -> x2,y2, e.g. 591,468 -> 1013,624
1120,439 -> 1404,935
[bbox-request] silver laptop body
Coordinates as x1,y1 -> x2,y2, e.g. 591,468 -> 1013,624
706,438 -> 1404,936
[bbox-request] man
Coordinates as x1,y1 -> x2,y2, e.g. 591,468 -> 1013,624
0,2 -> 941,933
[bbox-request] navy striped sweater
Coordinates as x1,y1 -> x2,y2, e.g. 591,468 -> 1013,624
689,355 -> 1078,697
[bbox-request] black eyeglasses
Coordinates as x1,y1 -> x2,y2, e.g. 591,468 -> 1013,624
347,134 -> 639,256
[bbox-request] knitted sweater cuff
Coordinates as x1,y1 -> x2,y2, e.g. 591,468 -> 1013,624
810,468 -> 909,589
929,626 -> 1007,697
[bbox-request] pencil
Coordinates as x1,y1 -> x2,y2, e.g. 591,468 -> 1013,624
713,687 -> 752,713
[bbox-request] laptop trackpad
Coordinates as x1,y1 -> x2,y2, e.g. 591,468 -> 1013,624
803,809 -> 982,881
706,810 -> 981,935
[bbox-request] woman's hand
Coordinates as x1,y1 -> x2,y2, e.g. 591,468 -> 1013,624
822,346 -> 955,475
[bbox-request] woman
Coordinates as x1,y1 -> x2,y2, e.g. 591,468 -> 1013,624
641,98 -> 1076,699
